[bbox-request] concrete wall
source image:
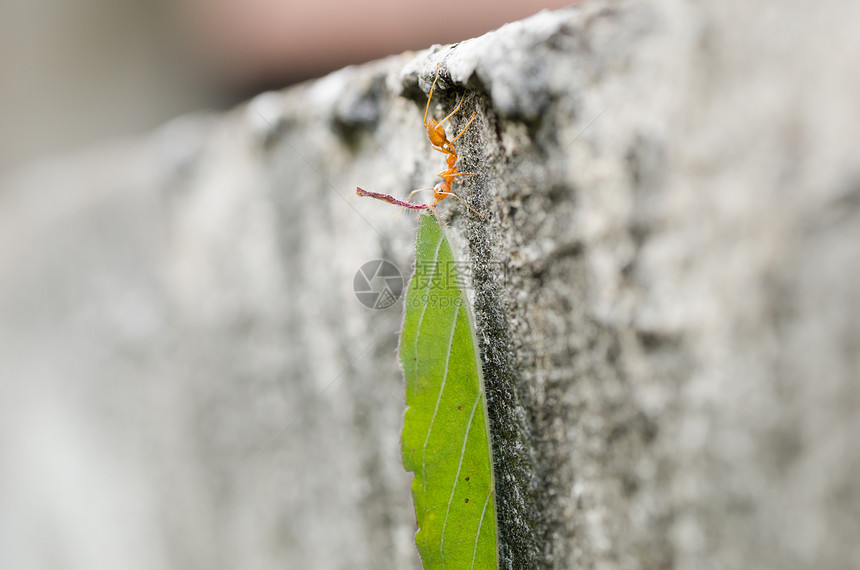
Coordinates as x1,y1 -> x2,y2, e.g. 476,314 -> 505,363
1,2 -> 859,569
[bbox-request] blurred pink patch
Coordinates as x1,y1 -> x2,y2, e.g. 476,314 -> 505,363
180,0 -> 577,83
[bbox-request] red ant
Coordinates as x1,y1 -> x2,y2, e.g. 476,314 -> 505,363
356,63 -> 483,217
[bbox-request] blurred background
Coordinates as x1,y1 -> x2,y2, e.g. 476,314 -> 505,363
0,0 -> 573,177
0,2 -> 575,568
5,2 -> 860,569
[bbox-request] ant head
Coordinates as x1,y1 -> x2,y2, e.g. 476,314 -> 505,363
433,181 -> 449,202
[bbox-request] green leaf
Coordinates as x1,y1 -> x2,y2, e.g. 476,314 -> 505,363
400,213 -> 498,569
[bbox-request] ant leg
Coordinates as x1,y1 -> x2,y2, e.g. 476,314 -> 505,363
393,187 -> 433,221
449,112 -> 476,145
437,92 -> 465,128
405,188 -> 434,202
435,170 -> 477,178
422,63 -> 442,128
432,146 -> 455,156
437,190 -> 485,218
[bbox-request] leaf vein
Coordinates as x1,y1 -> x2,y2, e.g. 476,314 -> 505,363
471,487 -> 494,569
417,226 -> 447,498
412,227 -> 446,374
440,391 -> 481,568
421,304 -> 460,499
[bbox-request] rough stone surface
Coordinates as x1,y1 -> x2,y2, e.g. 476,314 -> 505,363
2,1 -> 860,569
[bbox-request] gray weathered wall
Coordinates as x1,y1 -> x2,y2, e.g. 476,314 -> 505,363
2,1 -> 859,569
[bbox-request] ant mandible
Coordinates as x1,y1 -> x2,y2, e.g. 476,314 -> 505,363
356,63 -> 483,217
